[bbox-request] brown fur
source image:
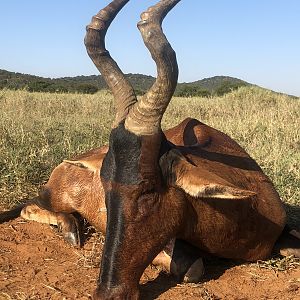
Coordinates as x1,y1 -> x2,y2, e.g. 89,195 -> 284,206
37,146 -> 108,234
160,119 -> 287,261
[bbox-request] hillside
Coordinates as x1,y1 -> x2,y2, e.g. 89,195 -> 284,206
0,69 -> 249,96
176,76 -> 249,97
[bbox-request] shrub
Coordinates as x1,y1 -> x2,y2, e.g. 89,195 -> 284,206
76,84 -> 99,94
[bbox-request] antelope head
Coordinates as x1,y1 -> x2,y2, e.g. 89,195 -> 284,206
85,0 -> 184,298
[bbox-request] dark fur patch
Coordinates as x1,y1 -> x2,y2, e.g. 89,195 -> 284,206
99,191 -> 125,287
159,148 -> 183,186
101,123 -> 142,185
178,146 -> 262,172
0,205 -> 25,223
36,187 -> 53,211
171,239 -> 202,281
159,132 -> 174,157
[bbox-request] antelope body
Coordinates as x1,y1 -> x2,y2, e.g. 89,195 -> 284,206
82,1 -> 297,299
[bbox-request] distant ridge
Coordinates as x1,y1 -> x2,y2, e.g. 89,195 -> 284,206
0,69 -> 249,96
185,76 -> 247,92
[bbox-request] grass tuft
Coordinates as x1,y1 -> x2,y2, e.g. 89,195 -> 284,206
75,230 -> 105,268
255,255 -> 300,272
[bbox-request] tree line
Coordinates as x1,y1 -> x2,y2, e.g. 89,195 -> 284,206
0,69 -> 249,97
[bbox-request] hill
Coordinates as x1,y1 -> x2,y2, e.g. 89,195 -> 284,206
176,76 -> 249,97
0,69 -> 249,97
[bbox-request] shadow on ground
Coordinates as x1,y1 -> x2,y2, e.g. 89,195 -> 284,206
140,258 -> 240,299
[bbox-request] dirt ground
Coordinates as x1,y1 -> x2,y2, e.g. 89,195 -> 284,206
0,218 -> 299,300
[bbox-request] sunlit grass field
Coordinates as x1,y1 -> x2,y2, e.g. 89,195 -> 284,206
0,87 -> 299,225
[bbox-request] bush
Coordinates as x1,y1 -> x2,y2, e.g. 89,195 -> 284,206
215,81 -> 247,96
175,85 -> 211,97
27,81 -> 53,92
76,84 -> 99,94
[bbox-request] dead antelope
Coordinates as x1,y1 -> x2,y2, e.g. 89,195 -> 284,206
83,0 -> 299,299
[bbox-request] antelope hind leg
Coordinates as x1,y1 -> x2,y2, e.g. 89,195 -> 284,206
21,204 -> 81,247
21,203 -> 59,225
152,239 -> 205,283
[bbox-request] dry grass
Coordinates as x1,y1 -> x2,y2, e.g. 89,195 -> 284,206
0,292 -> 38,300
1,87 -> 299,212
0,89 -> 114,206
75,230 -> 105,268
255,255 -> 300,272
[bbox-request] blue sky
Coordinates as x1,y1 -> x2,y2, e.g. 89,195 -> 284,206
1,0 -> 299,96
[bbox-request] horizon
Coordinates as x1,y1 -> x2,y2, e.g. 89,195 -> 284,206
1,67 -> 252,84
1,0 -> 299,96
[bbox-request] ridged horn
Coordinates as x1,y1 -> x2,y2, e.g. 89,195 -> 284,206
84,0 -> 137,128
125,0 -> 180,135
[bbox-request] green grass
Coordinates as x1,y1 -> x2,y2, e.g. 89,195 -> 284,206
0,87 -> 299,223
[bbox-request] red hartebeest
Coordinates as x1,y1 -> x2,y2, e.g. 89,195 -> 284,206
82,0 -> 298,299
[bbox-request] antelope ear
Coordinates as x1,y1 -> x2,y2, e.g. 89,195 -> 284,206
63,159 -> 99,173
160,149 -> 256,199
176,180 -> 256,199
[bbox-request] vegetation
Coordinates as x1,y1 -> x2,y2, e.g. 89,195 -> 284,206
214,80 -> 248,96
0,69 -> 249,97
174,76 -> 249,97
0,86 -> 299,226
175,84 -> 212,98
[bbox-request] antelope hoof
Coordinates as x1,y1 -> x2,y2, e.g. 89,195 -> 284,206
57,214 -> 81,247
63,231 -> 80,247
183,258 -> 205,283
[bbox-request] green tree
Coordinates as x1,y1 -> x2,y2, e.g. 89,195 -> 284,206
27,81 -> 53,92
215,81 -> 247,96
76,84 -> 99,94
175,85 -> 211,97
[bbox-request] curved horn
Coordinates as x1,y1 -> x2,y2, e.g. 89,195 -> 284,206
125,0 -> 180,135
84,0 -> 137,127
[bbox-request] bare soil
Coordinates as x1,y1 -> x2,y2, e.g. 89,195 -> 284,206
0,218 -> 299,300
